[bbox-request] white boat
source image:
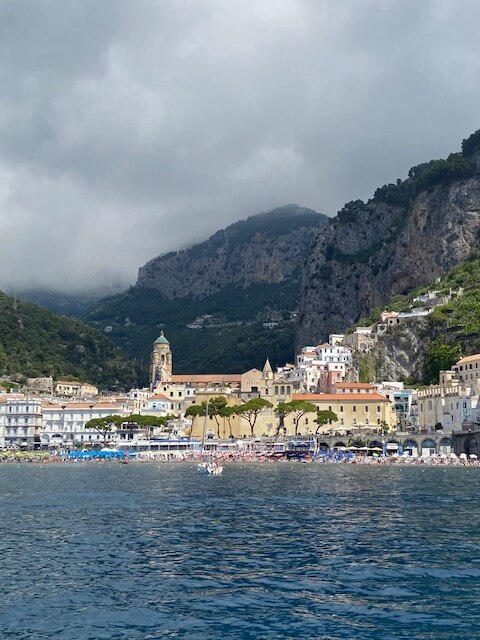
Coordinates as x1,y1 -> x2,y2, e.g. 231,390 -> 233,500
198,399 -> 224,475
197,461 -> 223,475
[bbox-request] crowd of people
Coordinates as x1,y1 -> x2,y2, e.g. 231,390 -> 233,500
0,449 -> 478,466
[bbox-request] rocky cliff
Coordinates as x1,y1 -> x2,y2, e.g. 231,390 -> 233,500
137,205 -> 328,298
296,130 -> 480,348
353,321 -> 431,383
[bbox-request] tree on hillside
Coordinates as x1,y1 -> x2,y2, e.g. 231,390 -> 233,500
423,339 -> 460,384
85,414 -> 123,444
235,398 -> 273,437
314,409 -> 338,435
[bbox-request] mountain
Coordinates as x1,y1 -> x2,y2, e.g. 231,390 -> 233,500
89,205 -> 328,374
354,250 -> 480,384
0,291 -> 140,390
14,289 -> 109,319
137,204 -> 328,297
296,129 -> 480,349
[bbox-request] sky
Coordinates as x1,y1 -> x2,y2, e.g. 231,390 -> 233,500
1,0 -> 480,294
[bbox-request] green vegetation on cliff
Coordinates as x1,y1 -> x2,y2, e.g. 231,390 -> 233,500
350,250 -> 480,384
0,291 -> 140,389
154,205 -> 326,265
89,205 -> 326,376
337,129 -> 480,222
88,283 -> 297,376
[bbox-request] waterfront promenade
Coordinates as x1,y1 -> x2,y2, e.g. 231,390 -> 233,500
1,448 -> 478,467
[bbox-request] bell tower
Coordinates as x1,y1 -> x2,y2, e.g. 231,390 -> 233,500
150,331 -> 172,388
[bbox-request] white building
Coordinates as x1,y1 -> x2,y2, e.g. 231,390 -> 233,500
154,382 -> 196,412
42,399 -> 127,447
142,393 -> 174,417
290,341 -> 353,392
0,394 -> 43,449
416,371 -> 475,432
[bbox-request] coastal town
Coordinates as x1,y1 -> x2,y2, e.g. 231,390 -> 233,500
2,300 -> 480,460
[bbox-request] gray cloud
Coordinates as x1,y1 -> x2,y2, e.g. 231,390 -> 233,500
1,0 -> 479,293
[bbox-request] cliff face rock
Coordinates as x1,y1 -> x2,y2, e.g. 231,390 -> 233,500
296,177 -> 480,347
137,205 -> 328,299
353,321 -> 431,383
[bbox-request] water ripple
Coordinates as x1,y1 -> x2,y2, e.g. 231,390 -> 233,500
0,464 -> 479,639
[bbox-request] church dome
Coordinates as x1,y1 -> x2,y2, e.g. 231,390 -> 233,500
154,331 -> 169,345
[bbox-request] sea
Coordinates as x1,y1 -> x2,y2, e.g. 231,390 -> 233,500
1,463 -> 479,640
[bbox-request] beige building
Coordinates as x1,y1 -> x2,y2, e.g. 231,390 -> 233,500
187,360 -> 290,439
170,374 -> 242,389
54,381 -> 98,397
240,359 -> 292,402
187,391 -> 243,440
452,354 -> 480,392
289,392 -> 395,435
343,327 -> 375,353
416,370 -> 474,431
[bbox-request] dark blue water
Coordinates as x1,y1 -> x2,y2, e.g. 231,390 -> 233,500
1,463 -> 479,639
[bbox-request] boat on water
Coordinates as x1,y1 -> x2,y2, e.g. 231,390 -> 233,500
198,399 -> 223,475
197,460 -> 223,475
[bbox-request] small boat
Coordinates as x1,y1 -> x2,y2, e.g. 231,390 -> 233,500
197,399 -> 223,475
197,461 -> 223,475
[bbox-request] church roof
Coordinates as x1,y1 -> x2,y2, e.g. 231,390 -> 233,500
171,374 -> 241,386
154,331 -> 169,345
263,358 -> 273,374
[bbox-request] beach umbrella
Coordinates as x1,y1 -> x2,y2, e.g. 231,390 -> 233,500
469,453 -> 478,459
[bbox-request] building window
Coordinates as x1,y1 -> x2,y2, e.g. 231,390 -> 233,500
353,406 -> 356,412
